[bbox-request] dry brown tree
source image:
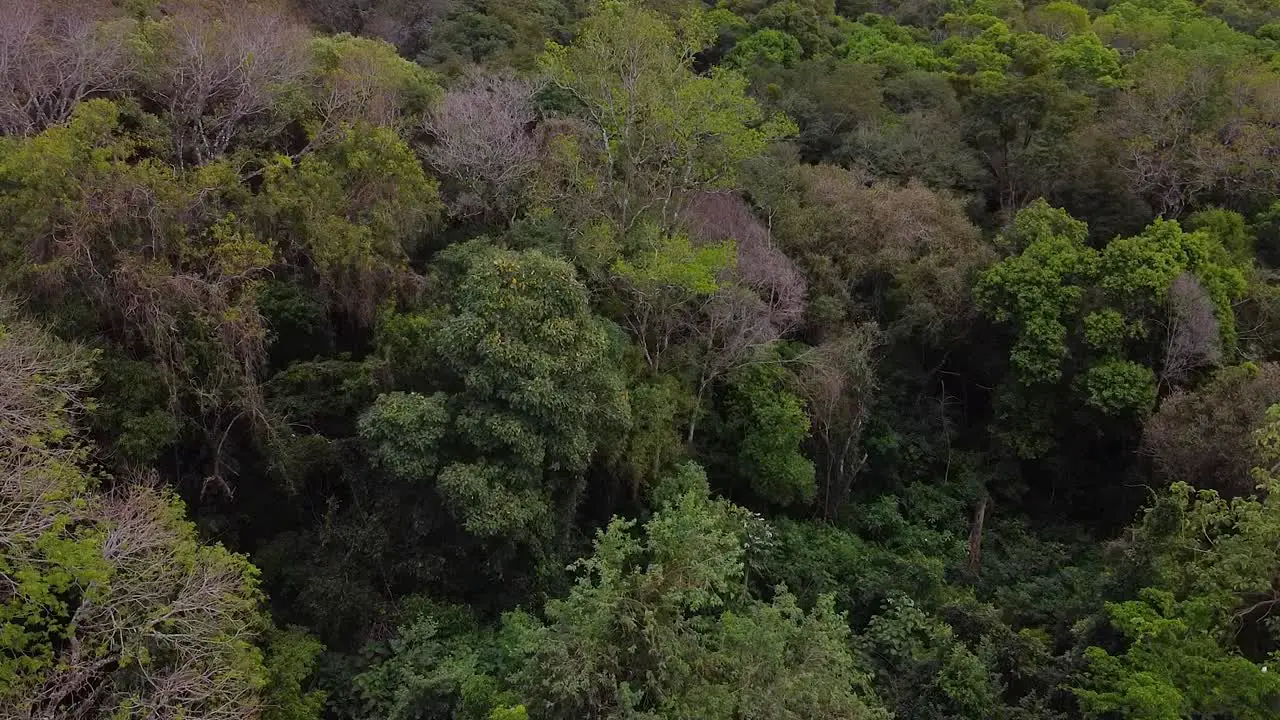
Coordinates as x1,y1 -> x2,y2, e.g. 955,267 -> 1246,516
0,310 -> 270,720
1143,362 -> 1280,496
796,325 -> 882,520
110,257 -> 271,497
423,72 -> 541,220
679,191 -> 807,438
143,1 -> 311,165
1158,272 -> 1223,391
1111,50 -> 1280,216
0,0 -> 134,136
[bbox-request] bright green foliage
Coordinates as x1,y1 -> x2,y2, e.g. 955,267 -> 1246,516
1093,0 -> 1256,54
13,2 -> 1280,719
260,124 -> 441,313
743,0 -> 844,56
0,100 -> 135,270
539,2 -> 795,230
0,316 -> 313,719
938,13 -> 1018,74
506,463 -> 889,719
1077,589 -> 1280,719
0,100 -> 274,444
1100,218 -> 1247,351
977,201 -> 1246,432
263,628 -> 329,720
933,8 -> 1106,209
1029,1 -> 1091,39
1052,34 -> 1124,89
612,232 -> 735,297
612,230 -> 735,370
976,201 -> 1095,385
719,363 -> 816,505
351,606 -> 510,720
1187,207 -> 1254,266
1076,408 -> 1280,717
1080,358 -> 1157,415
430,243 -> 630,474
1083,309 -> 1131,353
1100,219 -> 1207,305
308,34 -> 441,131
1093,1 -> 1194,51
840,17 -> 949,71
727,29 -> 804,68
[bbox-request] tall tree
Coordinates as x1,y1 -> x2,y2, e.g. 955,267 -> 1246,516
0,306 -> 322,720
361,242 -> 630,542
506,463 -> 890,719
537,1 -> 794,233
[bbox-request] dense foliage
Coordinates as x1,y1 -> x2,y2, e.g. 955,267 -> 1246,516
5,0 -> 1280,717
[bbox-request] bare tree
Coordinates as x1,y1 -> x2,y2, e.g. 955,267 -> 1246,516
0,304 -> 91,435
1143,362 -> 1280,497
1159,272 -> 1223,391
1111,51 -> 1280,216
364,0 -> 453,55
300,0 -> 452,51
671,192 -> 808,440
0,315 -> 269,720
423,73 -> 541,220
685,191 -> 806,332
796,326 -> 881,519
145,2 -> 310,165
300,0 -> 381,33
755,164 -> 987,342
6,480 -> 269,720
110,258 -> 271,497
0,0 -> 134,136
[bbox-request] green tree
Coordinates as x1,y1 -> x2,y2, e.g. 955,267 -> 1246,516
537,1 -> 794,232
506,463 -> 889,719
258,123 -> 442,323
857,596 -> 1001,720
727,28 -> 803,68
975,200 -> 1247,456
0,307 -> 321,719
361,242 -> 630,541
307,33 -> 441,135
0,99 -> 276,483
1074,407 -> 1280,717
717,362 -> 816,506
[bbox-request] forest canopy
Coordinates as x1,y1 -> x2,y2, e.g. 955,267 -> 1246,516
4,0 -> 1280,718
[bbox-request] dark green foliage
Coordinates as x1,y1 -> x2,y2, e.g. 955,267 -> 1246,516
976,200 -> 1247,458
716,362 -> 815,505
7,1 -> 1280,718
857,596 -> 1002,719
377,241 -> 632,541
762,518 -> 951,624
503,464 -> 890,719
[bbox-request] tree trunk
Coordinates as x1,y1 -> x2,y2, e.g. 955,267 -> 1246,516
967,495 -> 988,576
